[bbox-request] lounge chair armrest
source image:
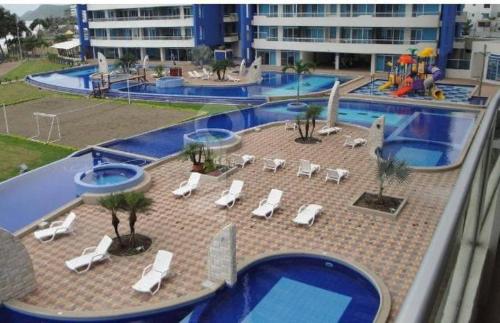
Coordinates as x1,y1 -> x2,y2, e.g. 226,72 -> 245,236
258,198 -> 267,207
90,252 -> 105,263
178,180 -> 188,188
82,246 -> 97,255
142,264 -> 153,277
298,204 -> 307,214
49,220 -> 64,228
220,190 -> 229,198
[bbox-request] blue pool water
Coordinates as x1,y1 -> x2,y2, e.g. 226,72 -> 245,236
351,79 -> 477,104
104,99 -> 477,168
80,168 -> 136,185
185,256 -> 380,322
29,65 -> 346,99
0,149 -> 150,233
122,72 -> 344,98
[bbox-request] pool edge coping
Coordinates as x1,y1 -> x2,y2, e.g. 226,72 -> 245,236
5,250 -> 391,323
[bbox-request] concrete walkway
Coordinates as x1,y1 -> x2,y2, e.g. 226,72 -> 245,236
0,61 -> 20,78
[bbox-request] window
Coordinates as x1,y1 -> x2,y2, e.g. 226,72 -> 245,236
183,6 -> 192,17
410,28 -> 438,44
412,4 -> 439,16
375,54 -> 398,72
478,21 -> 491,27
281,51 -> 299,65
446,48 -> 471,70
256,50 -> 276,65
484,4 -> 491,8
185,27 -> 192,38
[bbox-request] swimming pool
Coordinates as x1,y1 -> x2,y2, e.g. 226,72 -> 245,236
185,255 -> 382,322
351,79 -> 478,105
104,99 -> 477,167
28,66 -> 348,103
0,149 -> 151,233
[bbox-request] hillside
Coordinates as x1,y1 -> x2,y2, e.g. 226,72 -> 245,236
21,5 -> 70,20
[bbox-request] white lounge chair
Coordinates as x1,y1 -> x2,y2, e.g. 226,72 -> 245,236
192,71 -> 203,78
231,154 -> 255,168
325,168 -> 349,184
187,71 -> 199,79
132,250 -> 173,295
65,235 -> 112,274
172,172 -> 201,198
293,204 -> 323,227
215,180 -> 244,208
34,212 -> 76,243
297,159 -> 321,178
318,125 -> 342,136
344,135 -> 367,148
285,120 -> 298,130
252,189 -> 283,219
263,158 -> 286,173
227,74 -> 240,82
202,68 -> 213,80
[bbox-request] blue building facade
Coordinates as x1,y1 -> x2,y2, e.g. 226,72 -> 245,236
76,4 -> 465,74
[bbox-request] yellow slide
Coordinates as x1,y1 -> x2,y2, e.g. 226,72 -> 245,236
432,87 -> 445,100
378,74 -> 395,91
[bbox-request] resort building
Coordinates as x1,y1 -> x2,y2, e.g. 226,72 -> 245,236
77,4 -> 468,75
464,3 -> 500,38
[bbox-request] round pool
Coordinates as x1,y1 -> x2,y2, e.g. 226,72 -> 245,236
183,128 -> 240,151
74,163 -> 144,195
187,255 -> 385,322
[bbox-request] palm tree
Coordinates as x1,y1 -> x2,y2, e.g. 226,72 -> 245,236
98,194 -> 125,246
282,59 -> 316,102
211,59 -> 232,81
375,151 -> 411,203
118,52 -> 137,73
182,143 -> 205,165
121,192 -> 152,247
296,105 -> 322,141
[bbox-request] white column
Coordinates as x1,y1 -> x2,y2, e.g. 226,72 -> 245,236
405,4 -> 412,17
370,53 -> 376,74
160,48 -> 165,62
117,47 -> 123,58
335,53 -> 340,70
275,50 -> 282,66
278,26 -> 283,41
140,48 -> 146,60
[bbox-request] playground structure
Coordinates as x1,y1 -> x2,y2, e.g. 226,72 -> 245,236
379,48 -> 445,100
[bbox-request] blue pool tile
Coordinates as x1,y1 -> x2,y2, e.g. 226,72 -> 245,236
242,277 -> 351,323
394,147 -> 443,167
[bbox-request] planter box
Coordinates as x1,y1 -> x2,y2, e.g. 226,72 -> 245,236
199,166 -> 239,184
349,192 -> 407,219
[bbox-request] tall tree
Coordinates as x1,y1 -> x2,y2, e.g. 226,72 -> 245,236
99,194 -> 125,247
0,8 -> 29,58
121,192 -> 152,247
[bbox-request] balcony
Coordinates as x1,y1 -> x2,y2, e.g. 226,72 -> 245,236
89,15 -> 188,22
224,33 -> 239,42
253,37 -> 436,54
252,14 -> 439,28
446,58 -> 471,70
88,16 -> 193,29
90,36 -> 194,48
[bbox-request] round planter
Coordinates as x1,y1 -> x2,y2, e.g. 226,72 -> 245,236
286,101 -> 309,112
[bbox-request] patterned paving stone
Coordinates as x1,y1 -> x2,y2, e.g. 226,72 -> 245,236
19,123 -> 460,321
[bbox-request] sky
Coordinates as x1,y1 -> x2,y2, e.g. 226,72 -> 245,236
1,4 -> 39,16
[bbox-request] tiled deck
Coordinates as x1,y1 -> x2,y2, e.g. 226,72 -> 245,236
19,123 -> 460,321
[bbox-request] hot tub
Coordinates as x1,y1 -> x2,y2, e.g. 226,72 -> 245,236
183,128 -> 241,152
74,163 -> 145,195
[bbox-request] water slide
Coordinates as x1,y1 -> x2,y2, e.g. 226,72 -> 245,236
378,74 -> 395,91
394,85 -> 413,97
423,65 -> 445,100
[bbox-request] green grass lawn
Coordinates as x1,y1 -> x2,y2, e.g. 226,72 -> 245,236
0,82 -> 52,106
0,59 -> 66,81
118,99 -> 242,115
0,134 -> 75,182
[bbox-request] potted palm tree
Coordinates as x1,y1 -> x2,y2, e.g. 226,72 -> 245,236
98,194 -> 125,247
295,105 -> 323,144
182,143 -> 206,172
282,59 -> 316,108
351,151 -> 411,218
121,192 -> 152,248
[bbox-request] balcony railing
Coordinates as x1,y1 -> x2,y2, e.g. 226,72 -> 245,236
89,14 -> 191,22
396,92 -> 500,323
93,35 -> 192,41
254,35 -> 435,45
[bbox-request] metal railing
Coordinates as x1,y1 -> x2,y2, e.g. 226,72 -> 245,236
253,35 -> 434,45
396,92 -> 500,323
256,11 -> 405,18
89,14 -> 191,22
93,35 -> 192,41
